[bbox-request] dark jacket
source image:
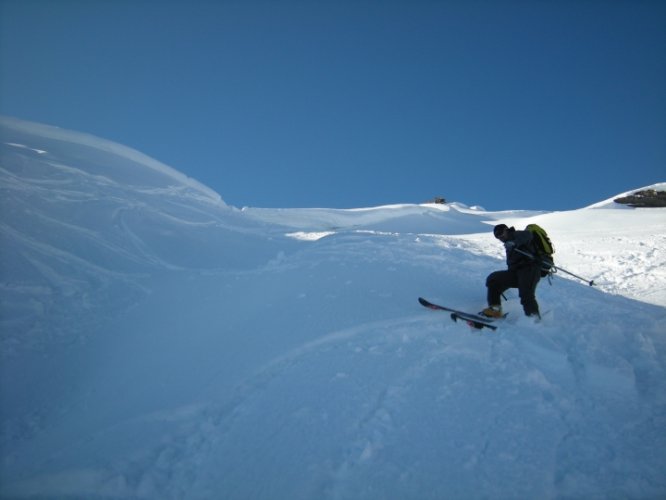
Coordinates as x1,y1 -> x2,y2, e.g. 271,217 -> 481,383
504,228 -> 539,270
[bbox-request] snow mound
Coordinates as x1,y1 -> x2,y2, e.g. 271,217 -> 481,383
1,116 -> 224,205
0,117 -> 299,353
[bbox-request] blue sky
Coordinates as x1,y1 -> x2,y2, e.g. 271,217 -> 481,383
1,0 -> 664,210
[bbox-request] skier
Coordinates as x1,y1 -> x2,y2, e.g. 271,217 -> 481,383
481,224 -> 541,319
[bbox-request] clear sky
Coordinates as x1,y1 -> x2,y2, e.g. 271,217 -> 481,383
1,0 -> 664,210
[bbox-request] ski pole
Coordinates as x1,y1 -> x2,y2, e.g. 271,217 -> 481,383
514,248 -> 595,286
550,264 -> 595,287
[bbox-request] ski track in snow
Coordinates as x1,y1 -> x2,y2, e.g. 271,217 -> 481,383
1,119 -> 665,499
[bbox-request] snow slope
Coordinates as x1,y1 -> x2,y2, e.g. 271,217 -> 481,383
1,117 -> 665,499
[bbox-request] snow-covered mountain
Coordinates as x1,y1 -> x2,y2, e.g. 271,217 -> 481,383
1,117 -> 665,499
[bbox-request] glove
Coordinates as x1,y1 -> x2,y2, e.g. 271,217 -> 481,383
504,241 -> 516,251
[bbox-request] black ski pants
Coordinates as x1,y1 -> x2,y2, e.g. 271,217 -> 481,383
486,265 -> 541,316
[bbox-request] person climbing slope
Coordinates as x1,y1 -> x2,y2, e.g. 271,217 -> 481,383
481,224 -> 542,319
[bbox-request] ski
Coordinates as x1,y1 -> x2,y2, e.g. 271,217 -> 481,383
450,313 -> 497,331
418,297 -> 498,323
418,297 -> 500,331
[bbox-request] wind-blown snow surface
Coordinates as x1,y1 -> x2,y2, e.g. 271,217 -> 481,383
1,117 -> 665,499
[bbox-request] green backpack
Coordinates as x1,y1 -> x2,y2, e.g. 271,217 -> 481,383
525,224 -> 555,276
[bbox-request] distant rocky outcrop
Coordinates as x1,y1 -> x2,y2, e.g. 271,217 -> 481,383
614,189 -> 666,208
